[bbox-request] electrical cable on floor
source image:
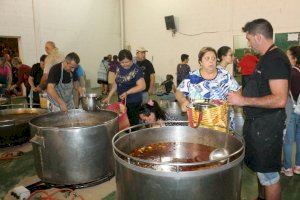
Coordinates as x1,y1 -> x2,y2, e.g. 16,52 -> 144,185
27,188 -> 85,200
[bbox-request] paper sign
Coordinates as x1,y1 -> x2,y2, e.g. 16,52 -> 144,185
287,33 -> 299,41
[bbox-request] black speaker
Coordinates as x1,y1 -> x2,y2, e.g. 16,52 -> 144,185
165,15 -> 176,30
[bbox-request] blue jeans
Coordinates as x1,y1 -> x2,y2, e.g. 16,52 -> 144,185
257,172 -> 280,186
283,112 -> 300,169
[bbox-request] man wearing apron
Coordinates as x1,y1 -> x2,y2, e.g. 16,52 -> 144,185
47,52 -> 81,112
228,19 -> 291,200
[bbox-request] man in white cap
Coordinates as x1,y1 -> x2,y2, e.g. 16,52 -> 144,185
136,47 -> 155,103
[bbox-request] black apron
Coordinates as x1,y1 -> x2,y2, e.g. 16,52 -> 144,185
242,44 -> 286,172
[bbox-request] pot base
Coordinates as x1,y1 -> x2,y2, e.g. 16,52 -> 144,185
27,172 -> 114,192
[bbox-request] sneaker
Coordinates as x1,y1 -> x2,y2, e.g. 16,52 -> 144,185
294,166 -> 300,175
281,168 -> 294,177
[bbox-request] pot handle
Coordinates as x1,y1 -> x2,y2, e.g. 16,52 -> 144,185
30,135 -> 45,148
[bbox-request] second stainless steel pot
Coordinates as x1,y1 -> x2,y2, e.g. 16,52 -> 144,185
30,109 -> 118,185
0,108 -> 47,147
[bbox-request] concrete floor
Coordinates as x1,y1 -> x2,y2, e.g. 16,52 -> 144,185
1,143 -> 300,200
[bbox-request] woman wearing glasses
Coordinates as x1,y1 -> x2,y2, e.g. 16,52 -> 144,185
176,47 -> 241,130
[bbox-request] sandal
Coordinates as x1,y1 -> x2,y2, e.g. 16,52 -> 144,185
0,151 -> 24,160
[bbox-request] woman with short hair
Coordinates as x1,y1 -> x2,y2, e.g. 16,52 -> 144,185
176,47 -> 241,130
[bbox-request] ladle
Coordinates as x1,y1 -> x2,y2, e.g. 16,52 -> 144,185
209,104 -> 231,162
209,148 -> 229,161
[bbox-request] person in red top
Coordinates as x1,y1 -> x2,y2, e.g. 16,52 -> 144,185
10,57 -> 31,97
238,49 -> 259,88
0,57 -> 12,94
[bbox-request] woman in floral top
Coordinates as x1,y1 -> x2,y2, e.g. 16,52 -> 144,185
103,49 -> 146,126
176,47 -> 241,129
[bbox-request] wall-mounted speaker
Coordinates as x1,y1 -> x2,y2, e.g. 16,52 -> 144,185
165,15 -> 176,30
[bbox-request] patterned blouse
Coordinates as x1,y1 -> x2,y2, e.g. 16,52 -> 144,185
177,67 -> 240,100
177,67 -> 241,130
115,63 -> 143,104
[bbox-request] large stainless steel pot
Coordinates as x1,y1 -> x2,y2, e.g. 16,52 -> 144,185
30,109 -> 118,185
113,124 -> 244,200
0,108 -> 47,147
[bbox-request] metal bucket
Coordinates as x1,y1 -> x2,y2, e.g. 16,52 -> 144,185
234,110 -> 244,135
30,109 -> 118,186
80,93 -> 102,111
113,124 -> 244,200
159,100 -> 187,120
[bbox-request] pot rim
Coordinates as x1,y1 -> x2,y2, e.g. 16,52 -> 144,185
113,147 -> 245,176
81,93 -> 98,98
29,109 -> 118,130
0,108 -> 48,124
112,122 -> 245,167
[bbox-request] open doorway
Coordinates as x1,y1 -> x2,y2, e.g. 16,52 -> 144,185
0,37 -> 19,58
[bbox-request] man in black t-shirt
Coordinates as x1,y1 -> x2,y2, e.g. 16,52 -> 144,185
47,52 -> 81,112
228,19 -> 290,200
28,55 -> 47,107
136,47 -> 155,103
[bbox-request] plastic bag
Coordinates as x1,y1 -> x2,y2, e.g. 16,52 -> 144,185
106,102 -> 130,131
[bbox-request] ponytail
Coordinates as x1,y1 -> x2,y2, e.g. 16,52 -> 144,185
138,100 -> 166,121
152,100 -> 166,120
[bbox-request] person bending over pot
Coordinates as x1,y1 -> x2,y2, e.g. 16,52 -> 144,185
47,52 -> 83,112
138,99 -> 179,127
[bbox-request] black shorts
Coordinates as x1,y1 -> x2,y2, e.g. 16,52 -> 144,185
97,79 -> 108,85
243,110 -> 286,172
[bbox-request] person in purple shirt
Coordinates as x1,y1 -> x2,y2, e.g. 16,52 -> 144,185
176,54 -> 190,86
103,49 -> 146,126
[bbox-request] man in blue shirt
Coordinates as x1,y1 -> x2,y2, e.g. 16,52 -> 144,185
74,64 -> 86,108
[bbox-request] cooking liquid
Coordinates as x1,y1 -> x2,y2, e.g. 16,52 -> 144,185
55,121 -> 100,128
128,142 -> 222,171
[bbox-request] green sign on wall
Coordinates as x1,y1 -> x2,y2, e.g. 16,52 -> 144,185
275,32 -> 300,52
